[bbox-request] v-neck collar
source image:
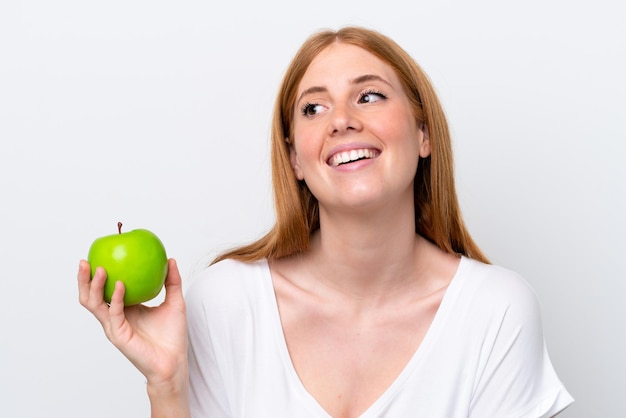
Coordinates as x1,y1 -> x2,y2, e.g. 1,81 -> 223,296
261,256 -> 468,417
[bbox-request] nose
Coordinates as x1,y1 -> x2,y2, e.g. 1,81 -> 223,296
328,103 -> 363,136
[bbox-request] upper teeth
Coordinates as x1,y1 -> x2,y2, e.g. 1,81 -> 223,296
330,149 -> 378,167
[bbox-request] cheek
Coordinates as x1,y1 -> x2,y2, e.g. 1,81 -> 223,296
290,139 -> 316,179
293,144 -> 319,175
292,126 -> 322,162
370,118 -> 420,149
377,122 -> 424,171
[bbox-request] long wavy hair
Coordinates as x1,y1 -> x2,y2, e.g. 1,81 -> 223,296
213,26 -> 488,264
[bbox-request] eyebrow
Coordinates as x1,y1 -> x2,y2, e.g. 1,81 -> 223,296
296,74 -> 393,104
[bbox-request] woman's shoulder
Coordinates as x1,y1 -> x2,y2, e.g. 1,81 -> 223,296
456,257 -> 542,317
190,257 -> 268,284
185,258 -> 270,312
460,257 -> 535,292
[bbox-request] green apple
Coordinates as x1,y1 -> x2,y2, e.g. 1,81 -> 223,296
88,222 -> 168,306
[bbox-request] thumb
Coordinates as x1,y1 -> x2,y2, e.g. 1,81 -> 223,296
163,258 -> 184,304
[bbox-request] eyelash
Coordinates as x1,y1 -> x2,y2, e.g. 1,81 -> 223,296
300,89 -> 388,116
300,102 -> 319,116
359,89 -> 387,103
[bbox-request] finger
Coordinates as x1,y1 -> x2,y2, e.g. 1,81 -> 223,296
77,260 -> 92,306
108,280 -> 127,338
85,266 -> 112,319
88,266 -> 107,304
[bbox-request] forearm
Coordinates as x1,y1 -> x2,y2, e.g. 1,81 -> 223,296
147,367 -> 191,418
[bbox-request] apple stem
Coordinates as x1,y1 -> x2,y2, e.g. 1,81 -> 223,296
118,222 -> 123,234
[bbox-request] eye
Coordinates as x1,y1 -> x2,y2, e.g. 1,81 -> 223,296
301,102 -> 325,117
358,90 -> 387,104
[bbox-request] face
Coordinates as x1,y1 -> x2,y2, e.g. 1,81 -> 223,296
290,42 -> 430,212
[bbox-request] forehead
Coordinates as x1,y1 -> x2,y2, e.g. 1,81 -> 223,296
298,42 -> 398,91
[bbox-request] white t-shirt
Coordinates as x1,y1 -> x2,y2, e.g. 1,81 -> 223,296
186,257 -> 573,417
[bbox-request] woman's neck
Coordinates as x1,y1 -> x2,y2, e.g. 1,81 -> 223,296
304,201 -> 443,302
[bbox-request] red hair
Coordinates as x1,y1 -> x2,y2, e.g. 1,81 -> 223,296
214,26 -> 488,264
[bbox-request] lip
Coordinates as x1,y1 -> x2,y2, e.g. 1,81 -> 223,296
325,143 -> 382,167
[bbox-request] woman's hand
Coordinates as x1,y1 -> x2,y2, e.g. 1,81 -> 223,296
77,258 -> 190,416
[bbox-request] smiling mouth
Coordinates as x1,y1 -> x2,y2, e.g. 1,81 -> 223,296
328,148 -> 380,167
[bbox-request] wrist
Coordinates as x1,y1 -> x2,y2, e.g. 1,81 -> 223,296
146,365 -> 190,418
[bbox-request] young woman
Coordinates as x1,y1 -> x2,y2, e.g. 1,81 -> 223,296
78,26 -> 573,417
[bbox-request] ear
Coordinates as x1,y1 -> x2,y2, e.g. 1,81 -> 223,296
418,124 -> 431,158
288,139 -> 305,180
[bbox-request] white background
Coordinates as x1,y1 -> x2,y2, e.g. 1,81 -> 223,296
1,0 -> 624,416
